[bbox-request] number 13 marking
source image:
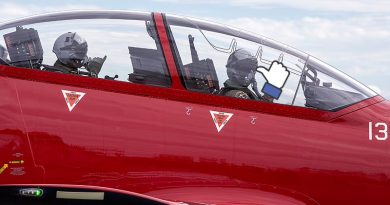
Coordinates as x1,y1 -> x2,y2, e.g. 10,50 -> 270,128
369,122 -> 388,141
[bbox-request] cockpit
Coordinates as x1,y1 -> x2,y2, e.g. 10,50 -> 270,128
165,14 -> 377,110
0,11 -> 377,111
0,16 -> 171,87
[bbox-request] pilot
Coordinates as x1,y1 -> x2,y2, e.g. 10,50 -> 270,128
47,32 -> 106,77
219,49 -> 259,100
219,49 -> 273,102
52,32 -> 88,73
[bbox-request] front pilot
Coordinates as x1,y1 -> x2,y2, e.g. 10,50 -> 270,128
48,32 -> 106,77
52,32 -> 89,74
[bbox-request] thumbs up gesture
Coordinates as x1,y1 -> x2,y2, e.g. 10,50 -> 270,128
257,61 -> 290,100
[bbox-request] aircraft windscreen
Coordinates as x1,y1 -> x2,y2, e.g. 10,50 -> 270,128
166,14 -> 377,111
167,16 -> 307,105
301,57 -> 377,111
0,16 -> 172,88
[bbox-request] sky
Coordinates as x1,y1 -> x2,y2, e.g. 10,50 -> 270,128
0,0 -> 389,99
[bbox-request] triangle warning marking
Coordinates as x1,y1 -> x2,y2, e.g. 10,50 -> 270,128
210,110 -> 233,132
62,90 -> 86,112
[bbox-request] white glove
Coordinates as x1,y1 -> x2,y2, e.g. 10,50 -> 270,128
257,61 -> 290,99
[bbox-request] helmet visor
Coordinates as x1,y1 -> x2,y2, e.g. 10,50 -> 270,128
60,32 -> 88,61
61,42 -> 88,60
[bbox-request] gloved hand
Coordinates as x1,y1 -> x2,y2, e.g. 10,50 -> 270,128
257,61 -> 290,100
86,55 -> 107,76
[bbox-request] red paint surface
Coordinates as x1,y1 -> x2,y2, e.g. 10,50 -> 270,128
0,69 -> 388,204
0,76 -> 43,184
0,12 -> 389,205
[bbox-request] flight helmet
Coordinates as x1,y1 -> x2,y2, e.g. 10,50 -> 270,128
226,49 -> 258,87
53,32 -> 88,69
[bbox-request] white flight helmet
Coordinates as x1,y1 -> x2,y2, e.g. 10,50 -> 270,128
226,49 -> 258,87
53,32 -> 88,69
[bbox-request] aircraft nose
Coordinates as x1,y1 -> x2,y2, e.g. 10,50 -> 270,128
381,100 -> 390,118
376,100 -> 390,118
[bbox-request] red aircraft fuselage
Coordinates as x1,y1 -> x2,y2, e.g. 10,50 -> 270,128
0,11 -> 389,205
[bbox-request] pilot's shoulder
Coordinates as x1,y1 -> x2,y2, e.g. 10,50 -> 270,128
224,90 -> 250,99
41,63 -> 72,74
